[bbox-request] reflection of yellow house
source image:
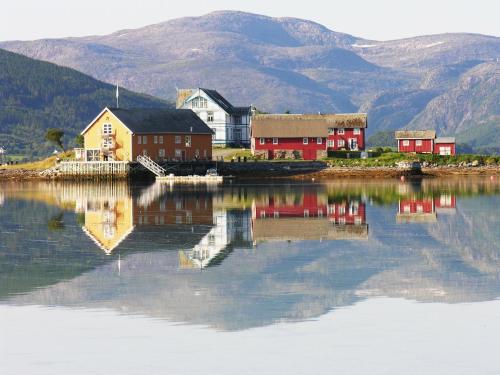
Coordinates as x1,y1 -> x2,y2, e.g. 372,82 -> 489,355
82,197 -> 135,255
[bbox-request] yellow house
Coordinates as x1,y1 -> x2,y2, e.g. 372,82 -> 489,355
80,107 -> 213,162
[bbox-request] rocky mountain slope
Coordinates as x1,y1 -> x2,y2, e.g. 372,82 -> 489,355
1,11 -> 499,151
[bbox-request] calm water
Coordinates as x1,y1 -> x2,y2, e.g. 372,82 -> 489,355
0,177 -> 499,374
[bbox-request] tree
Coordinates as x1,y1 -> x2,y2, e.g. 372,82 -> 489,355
45,128 -> 65,151
74,134 -> 84,148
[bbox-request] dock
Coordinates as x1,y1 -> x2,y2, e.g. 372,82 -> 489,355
156,174 -> 224,183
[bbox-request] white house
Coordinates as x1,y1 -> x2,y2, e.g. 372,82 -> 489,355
176,88 -> 252,146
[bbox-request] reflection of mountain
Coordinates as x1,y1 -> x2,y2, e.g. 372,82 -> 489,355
0,178 -> 499,331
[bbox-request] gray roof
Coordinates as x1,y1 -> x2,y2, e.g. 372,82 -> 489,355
435,137 -> 456,144
200,89 -> 251,116
395,130 -> 436,139
252,113 -> 367,138
109,108 -> 213,134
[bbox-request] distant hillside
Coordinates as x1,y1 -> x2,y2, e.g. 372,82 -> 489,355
0,48 -> 170,157
1,11 -> 499,152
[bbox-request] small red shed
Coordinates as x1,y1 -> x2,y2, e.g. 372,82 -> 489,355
395,130 -> 456,156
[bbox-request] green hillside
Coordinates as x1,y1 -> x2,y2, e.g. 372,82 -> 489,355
0,48 -> 171,158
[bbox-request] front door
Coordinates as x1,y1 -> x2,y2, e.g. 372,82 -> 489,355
349,139 -> 358,151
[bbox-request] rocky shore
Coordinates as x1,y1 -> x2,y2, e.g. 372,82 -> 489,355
1,163 -> 499,181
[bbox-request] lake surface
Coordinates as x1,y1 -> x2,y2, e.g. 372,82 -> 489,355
1,177 -> 499,374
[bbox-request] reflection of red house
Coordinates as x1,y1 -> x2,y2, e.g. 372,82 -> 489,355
252,191 -> 367,242
397,194 -> 456,223
133,194 -> 213,226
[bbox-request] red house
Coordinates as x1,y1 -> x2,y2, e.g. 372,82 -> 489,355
251,113 -> 367,160
395,130 -> 456,156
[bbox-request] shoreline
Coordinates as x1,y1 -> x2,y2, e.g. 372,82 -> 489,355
1,165 -> 500,181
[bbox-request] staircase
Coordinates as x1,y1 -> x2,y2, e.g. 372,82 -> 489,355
136,155 -> 166,177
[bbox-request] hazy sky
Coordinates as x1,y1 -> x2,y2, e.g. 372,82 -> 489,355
1,0 -> 499,41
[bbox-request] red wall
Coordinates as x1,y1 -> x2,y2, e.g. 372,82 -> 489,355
399,198 -> 435,214
254,193 -> 366,225
434,143 -> 456,156
326,128 -> 365,150
397,139 -> 434,153
252,128 -> 366,160
131,133 -> 212,161
253,137 -> 327,160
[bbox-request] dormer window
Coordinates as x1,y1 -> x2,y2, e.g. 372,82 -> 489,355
191,96 -> 207,109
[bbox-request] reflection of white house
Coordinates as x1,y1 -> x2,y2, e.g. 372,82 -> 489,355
179,209 -> 252,269
0,192 -> 4,207
176,88 -> 252,146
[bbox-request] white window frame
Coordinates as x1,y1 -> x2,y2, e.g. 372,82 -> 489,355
328,128 -> 334,135
416,139 -> 422,146
317,137 -> 322,144
337,139 -> 345,148
207,111 -> 214,123
327,140 -> 334,148
154,136 -> 158,144
138,136 -> 142,145
353,128 -> 360,135
403,140 -> 410,147
102,123 -> 112,135
175,135 -> 181,144
338,129 -> 345,135
185,135 -> 192,147
159,136 -> 164,144
259,138 -> 265,145
303,138 -> 309,145
142,136 -> 147,145
273,138 -> 278,145
158,148 -> 165,158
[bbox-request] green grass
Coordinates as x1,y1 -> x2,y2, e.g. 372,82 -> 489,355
1,151 -> 74,170
323,152 -> 500,167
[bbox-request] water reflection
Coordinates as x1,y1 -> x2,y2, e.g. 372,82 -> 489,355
0,177 -> 499,330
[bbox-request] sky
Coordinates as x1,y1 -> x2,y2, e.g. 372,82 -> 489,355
0,0 -> 499,41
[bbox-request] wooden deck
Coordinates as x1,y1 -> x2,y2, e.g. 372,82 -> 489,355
58,161 -> 130,178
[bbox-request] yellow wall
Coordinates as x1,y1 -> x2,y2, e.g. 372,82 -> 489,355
83,109 -> 133,161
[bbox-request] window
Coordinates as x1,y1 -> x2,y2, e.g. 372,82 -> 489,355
404,205 -> 410,213
273,138 -> 278,145
185,135 -> 192,147
274,212 -> 280,218
138,136 -> 142,145
328,128 -> 334,135
102,138 -> 113,148
304,209 -> 309,218
338,129 -> 345,135
353,128 -> 360,135
154,136 -> 158,144
327,140 -> 334,148
317,137 -> 322,144
175,149 -> 182,158
86,149 -> 100,161
159,136 -> 163,144
303,138 -> 309,145
337,139 -> 345,148
191,96 -> 207,108
416,139 -> 422,146
195,149 -> 200,158
207,111 -> 214,122
175,135 -> 181,144
403,140 -> 410,147
102,123 -> 112,134
142,149 -> 148,156
439,146 -> 451,156
142,136 -> 147,144
259,138 -> 265,145
158,149 -> 165,158
234,116 -> 242,125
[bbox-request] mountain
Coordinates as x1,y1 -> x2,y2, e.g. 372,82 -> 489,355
1,11 -> 499,152
0,48 -> 170,157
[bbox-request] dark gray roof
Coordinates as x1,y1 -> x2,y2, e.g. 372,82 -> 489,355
200,89 -> 251,116
109,108 -> 213,134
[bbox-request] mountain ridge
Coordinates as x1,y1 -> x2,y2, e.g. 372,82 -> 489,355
1,11 -> 499,152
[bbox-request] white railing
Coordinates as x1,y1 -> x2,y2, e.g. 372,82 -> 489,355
136,155 -> 166,177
